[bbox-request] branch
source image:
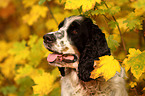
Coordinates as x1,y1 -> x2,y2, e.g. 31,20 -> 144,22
104,1 -> 127,55
46,1 -> 58,26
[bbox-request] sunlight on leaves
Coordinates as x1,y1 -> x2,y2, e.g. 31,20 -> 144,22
32,72 -> 55,96
123,48 -> 145,80
129,82 -> 137,88
8,40 -> 29,62
65,0 -> 101,12
22,5 -> 48,25
91,55 -> 121,81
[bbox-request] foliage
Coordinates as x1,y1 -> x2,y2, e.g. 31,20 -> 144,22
91,55 -> 121,81
0,0 -> 145,96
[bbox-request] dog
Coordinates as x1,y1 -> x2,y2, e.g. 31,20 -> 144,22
43,15 -> 128,96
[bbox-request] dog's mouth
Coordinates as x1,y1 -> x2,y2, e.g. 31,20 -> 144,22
47,52 -> 77,63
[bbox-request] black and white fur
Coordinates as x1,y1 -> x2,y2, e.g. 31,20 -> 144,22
43,16 -> 128,96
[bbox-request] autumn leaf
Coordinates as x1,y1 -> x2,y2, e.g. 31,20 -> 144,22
129,82 -> 137,88
131,0 -> 145,11
123,12 -> 141,30
32,72 -> 55,96
90,55 -> 121,81
0,41 -> 12,62
28,38 -> 45,67
22,5 -> 48,25
8,40 -> 29,62
14,64 -> 43,81
0,56 -> 16,78
65,0 -> 101,12
22,0 -> 38,8
123,48 -> 145,80
107,35 -> 120,51
0,0 -> 10,8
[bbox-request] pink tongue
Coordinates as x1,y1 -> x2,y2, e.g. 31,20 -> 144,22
47,54 -> 61,62
47,54 -> 74,62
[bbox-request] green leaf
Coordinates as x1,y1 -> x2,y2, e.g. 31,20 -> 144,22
16,76 -> 34,88
123,48 -> 145,80
77,6 -> 82,14
108,20 -> 119,29
132,0 -> 145,10
9,40 -> 30,62
28,38 -> 45,67
49,88 -> 61,96
107,6 -> 120,15
91,9 -> 105,15
28,35 -> 38,48
107,35 -> 120,51
38,0 -> 46,5
123,18 -> 141,30
123,12 -> 141,30
59,0 -> 62,3
0,85 -> 17,95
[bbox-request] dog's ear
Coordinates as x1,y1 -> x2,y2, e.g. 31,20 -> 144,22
78,18 -> 111,81
58,20 -> 65,29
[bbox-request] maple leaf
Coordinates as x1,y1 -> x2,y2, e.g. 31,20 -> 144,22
129,82 -> 137,88
22,0 -> 38,8
90,55 -> 121,81
45,10 -> 73,31
65,0 -> 101,12
14,64 -> 44,81
123,12 -> 141,30
107,35 -> 120,51
28,38 -> 45,67
22,5 -> 48,25
131,0 -> 145,11
8,40 -> 29,62
32,72 -> 55,96
28,35 -> 38,48
0,41 -> 12,62
0,0 -> 10,8
123,48 -> 145,80
0,56 -> 16,78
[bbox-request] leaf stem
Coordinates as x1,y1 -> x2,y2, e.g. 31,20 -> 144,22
103,1 -> 127,55
46,1 -> 58,26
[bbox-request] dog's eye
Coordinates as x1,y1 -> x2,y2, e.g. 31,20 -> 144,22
72,30 -> 78,35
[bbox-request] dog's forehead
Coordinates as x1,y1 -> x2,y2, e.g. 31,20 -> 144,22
63,16 -> 83,28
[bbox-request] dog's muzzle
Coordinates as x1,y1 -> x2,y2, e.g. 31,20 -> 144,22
43,33 -> 78,64
43,33 -> 56,44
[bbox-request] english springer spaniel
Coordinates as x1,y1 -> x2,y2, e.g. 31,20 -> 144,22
43,16 -> 128,96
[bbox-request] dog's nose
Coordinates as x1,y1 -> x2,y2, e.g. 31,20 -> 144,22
43,34 -> 56,43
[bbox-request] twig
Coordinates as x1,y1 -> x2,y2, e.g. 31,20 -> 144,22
103,1 -> 127,55
46,1 -> 58,26
130,88 -> 138,96
102,14 -> 111,21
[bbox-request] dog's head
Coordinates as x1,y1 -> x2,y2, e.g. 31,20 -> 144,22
43,15 -> 111,81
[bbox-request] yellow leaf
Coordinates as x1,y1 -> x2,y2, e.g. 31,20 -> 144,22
0,56 -> 16,78
32,72 -> 55,96
65,0 -> 101,12
0,0 -> 10,8
90,55 -> 121,81
22,0 -> 38,8
14,64 -> 42,81
0,41 -> 12,62
22,5 -> 48,25
123,48 -> 145,80
129,82 -> 137,88
45,10 -> 73,31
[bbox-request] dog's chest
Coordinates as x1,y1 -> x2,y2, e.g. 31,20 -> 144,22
60,69 -> 111,96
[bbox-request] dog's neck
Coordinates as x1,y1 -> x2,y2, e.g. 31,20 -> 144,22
60,68 -> 127,96
60,68 -> 108,96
